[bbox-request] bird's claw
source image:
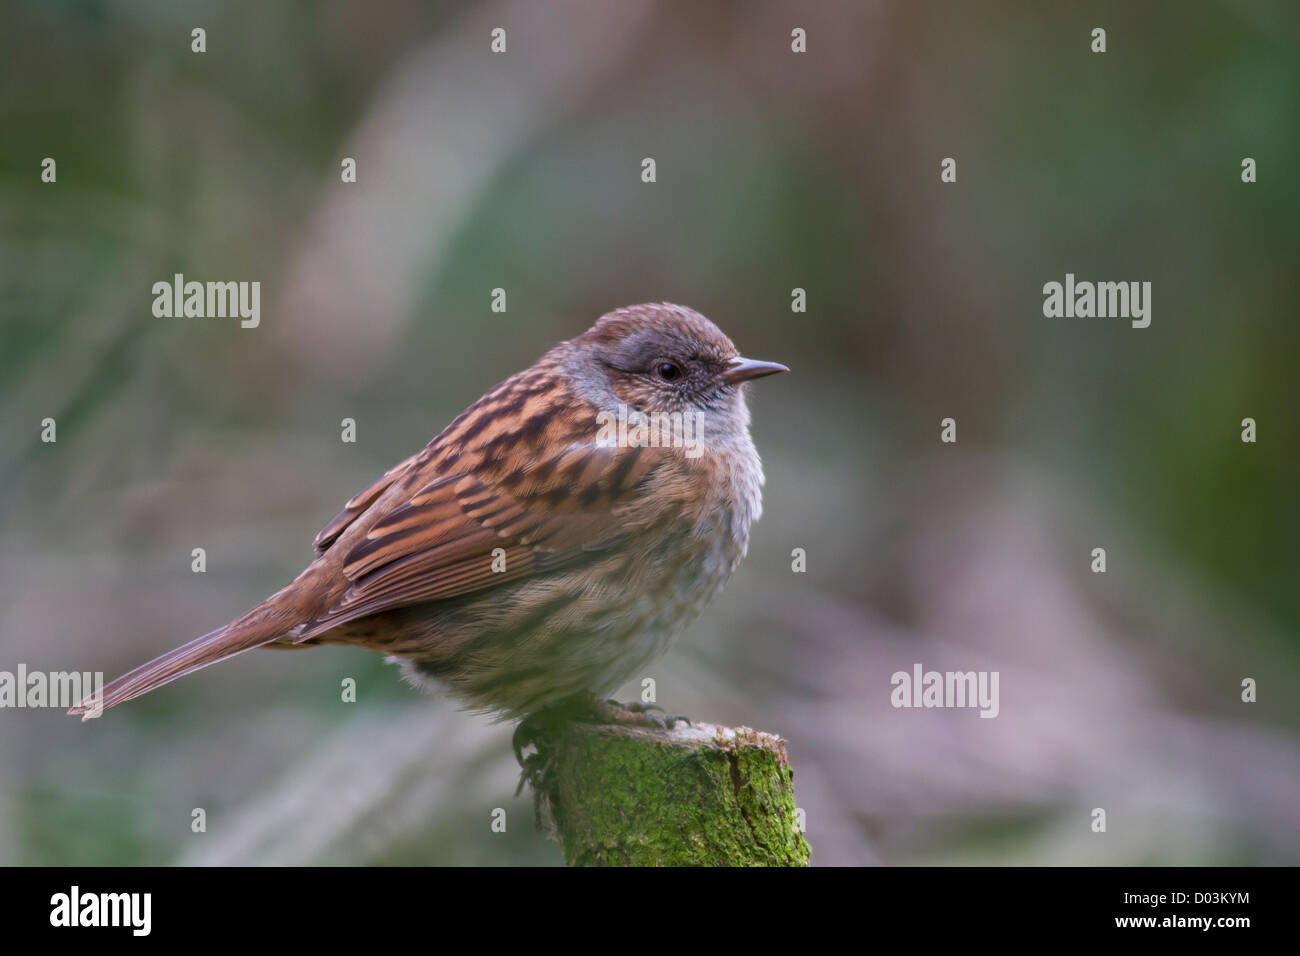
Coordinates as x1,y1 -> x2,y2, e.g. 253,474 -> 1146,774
601,698 -> 691,730
512,694 -> 693,830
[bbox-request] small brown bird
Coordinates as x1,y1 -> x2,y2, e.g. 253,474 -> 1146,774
70,303 -> 786,720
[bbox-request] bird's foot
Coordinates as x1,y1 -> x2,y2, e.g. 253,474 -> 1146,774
592,697 -> 692,731
512,694 -> 598,832
511,694 -> 691,830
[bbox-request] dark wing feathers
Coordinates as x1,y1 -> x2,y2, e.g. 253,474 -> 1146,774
298,388 -> 675,642
313,451 -> 425,554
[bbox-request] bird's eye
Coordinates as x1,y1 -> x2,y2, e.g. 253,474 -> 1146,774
655,362 -> 683,382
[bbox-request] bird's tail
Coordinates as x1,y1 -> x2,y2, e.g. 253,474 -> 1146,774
68,593 -> 310,720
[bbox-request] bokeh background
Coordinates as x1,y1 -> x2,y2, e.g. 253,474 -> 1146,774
2,0 -> 1298,865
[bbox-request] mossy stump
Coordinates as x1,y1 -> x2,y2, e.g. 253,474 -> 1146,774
533,720 -> 810,866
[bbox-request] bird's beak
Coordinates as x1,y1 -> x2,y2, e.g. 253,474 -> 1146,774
720,356 -> 790,384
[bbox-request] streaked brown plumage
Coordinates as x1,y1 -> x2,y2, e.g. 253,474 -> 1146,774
70,303 -> 786,720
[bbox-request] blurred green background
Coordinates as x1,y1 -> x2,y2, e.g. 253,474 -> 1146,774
1,0 -> 1297,865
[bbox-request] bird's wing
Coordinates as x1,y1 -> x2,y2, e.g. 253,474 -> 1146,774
313,451 -> 424,554
298,383 -> 679,639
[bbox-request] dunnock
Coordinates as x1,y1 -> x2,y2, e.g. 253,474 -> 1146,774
70,303 -> 786,720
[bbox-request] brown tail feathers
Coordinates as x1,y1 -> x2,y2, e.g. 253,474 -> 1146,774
68,597 -> 309,720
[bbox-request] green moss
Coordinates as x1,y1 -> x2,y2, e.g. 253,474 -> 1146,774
544,723 -> 810,867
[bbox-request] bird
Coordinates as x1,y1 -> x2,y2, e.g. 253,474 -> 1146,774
69,303 -> 787,722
